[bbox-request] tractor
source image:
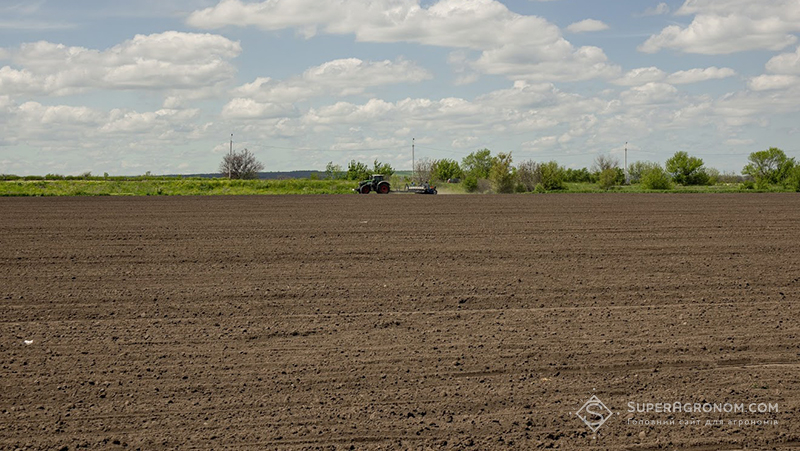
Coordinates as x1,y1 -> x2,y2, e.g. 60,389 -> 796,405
354,174 -> 391,194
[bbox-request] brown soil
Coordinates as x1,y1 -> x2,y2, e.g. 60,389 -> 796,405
1,194 -> 799,450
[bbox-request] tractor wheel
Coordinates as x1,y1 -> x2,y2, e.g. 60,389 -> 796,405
377,182 -> 390,194
360,185 -> 371,194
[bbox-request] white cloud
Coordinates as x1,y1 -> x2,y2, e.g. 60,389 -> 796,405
766,46 -> 800,75
452,136 -> 479,149
232,58 -> 431,104
188,0 -> 620,82
620,82 -> 679,105
612,67 -> 667,86
101,108 -> 201,134
17,101 -> 104,125
566,19 -> 609,33
1,31 -> 241,96
748,74 -> 798,91
667,67 -> 736,84
521,135 -> 558,151
221,98 -> 297,119
640,0 -> 800,54
725,138 -> 755,146
641,3 -> 670,16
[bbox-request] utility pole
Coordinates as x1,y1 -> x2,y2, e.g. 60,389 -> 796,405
412,137 -> 415,183
229,133 -> 233,179
624,141 -> 628,185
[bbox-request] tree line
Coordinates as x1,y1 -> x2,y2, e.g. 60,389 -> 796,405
215,146 -> 799,193
320,147 -> 799,193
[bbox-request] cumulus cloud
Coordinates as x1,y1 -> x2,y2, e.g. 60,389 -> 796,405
748,74 -> 798,91
232,58 -> 431,104
0,31 -> 241,96
566,19 -> 609,33
667,67 -> 736,84
612,67 -> 667,86
188,0 -> 620,82
766,45 -> 800,75
640,0 -> 800,54
221,98 -> 298,119
620,82 -> 679,105
614,66 -> 736,86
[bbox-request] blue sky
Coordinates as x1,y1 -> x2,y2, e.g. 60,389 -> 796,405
1,0 -> 799,175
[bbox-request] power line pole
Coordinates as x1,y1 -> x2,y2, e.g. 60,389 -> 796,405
229,133 -> 233,179
624,141 -> 629,185
412,137 -> 415,182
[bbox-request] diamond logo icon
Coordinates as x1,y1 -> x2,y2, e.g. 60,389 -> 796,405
576,395 -> 613,433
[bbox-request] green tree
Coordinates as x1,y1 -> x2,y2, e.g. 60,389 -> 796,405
564,167 -> 595,183
628,161 -> 659,184
325,161 -> 344,180
489,152 -> 516,193
432,159 -> 463,182
786,166 -> 800,192
640,164 -> 672,190
666,151 -> 709,185
372,160 -> 395,177
346,160 -> 370,181
539,161 -> 566,191
742,147 -> 795,186
462,149 -> 493,179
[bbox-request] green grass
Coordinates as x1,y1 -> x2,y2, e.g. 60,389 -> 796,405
0,179 -> 357,196
0,178 -> 795,197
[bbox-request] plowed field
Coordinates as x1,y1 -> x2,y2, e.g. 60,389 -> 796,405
1,194 -> 799,450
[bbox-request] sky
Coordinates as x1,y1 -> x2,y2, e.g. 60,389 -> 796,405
1,0 -> 799,175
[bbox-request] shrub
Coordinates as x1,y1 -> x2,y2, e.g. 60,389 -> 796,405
413,158 -> 436,184
517,160 -> 541,191
598,168 -> 618,190
462,174 -> 479,192
628,161 -> 659,184
786,166 -> 800,192
533,183 -> 546,193
640,165 -> 672,190
705,168 -> 720,185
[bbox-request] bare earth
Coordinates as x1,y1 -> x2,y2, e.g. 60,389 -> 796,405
1,194 -> 799,450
